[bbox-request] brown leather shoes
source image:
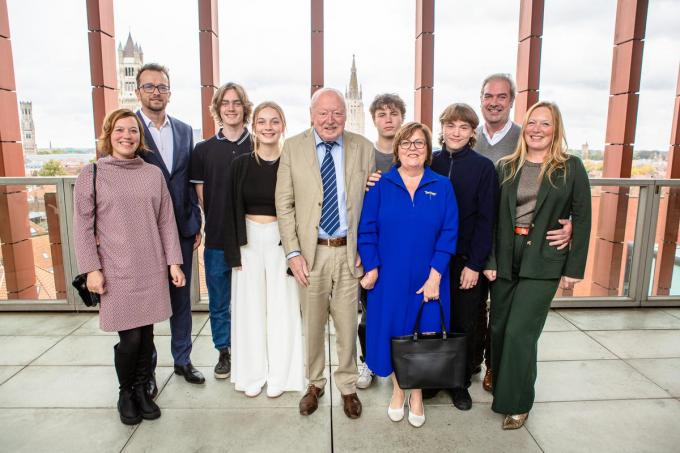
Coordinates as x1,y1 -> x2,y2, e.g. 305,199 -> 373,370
299,385 -> 324,416
483,369 -> 493,392
342,393 -> 362,419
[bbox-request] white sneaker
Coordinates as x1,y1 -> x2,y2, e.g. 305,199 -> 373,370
357,363 -> 374,389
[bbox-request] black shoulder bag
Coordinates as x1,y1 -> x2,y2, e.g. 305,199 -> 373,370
71,163 -> 101,307
391,299 -> 467,389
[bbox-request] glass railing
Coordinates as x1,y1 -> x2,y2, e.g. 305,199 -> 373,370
1,176 -> 679,310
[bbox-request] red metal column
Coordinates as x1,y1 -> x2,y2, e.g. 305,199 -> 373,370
311,0 -> 323,97
592,0 -> 648,296
414,0 -> 434,129
86,0 -> 117,143
514,0 -> 543,124
652,66 -> 680,296
0,0 -> 38,299
199,0 -> 219,139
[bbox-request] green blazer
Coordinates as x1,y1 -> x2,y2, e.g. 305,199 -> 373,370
486,156 -> 591,280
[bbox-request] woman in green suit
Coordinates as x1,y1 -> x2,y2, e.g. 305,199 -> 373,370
483,101 -> 591,429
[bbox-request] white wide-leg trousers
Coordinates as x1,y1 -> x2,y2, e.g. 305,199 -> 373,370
230,219 -> 305,393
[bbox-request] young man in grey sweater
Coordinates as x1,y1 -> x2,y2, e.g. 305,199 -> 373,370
357,94 -> 406,390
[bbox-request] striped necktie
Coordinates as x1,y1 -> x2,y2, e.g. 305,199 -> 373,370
319,141 -> 340,236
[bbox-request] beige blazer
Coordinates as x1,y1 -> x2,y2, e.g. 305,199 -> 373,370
275,128 -> 376,278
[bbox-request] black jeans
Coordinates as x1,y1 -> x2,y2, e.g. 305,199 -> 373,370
450,254 -> 485,388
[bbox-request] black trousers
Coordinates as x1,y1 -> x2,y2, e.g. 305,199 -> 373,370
152,235 -> 195,370
472,276 -> 492,371
358,287 -> 368,363
450,254 -> 485,388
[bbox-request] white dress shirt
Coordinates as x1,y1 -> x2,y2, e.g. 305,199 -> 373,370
482,119 -> 513,147
139,110 -> 174,173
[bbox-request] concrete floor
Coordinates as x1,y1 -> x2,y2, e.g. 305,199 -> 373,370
1,308 -> 680,452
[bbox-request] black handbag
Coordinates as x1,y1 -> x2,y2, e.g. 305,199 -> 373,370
71,163 -> 100,307
391,299 -> 467,389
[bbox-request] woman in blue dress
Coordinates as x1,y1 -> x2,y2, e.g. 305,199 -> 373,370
358,122 -> 458,427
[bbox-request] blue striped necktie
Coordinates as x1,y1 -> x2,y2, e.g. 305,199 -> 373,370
320,141 -> 340,236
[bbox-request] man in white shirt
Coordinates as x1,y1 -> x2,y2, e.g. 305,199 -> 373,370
135,63 -> 205,395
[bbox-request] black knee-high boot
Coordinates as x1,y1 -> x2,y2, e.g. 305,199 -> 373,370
133,336 -> 161,420
114,344 -> 142,425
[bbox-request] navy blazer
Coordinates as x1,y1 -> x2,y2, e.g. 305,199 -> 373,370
137,111 -> 201,238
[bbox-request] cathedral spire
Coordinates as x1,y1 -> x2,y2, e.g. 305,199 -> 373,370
344,54 -> 365,135
347,55 -> 361,100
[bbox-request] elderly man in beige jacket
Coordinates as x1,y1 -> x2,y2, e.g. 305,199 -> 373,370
276,88 -> 375,419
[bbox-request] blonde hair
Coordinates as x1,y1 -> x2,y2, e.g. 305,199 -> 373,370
499,101 -> 569,186
251,101 -> 287,164
97,109 -> 147,157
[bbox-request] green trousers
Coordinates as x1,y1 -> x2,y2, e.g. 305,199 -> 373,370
490,234 -> 560,415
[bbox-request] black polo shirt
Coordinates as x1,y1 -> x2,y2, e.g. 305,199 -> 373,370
190,129 -> 252,249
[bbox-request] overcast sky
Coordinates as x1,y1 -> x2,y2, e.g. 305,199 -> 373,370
7,0 -> 680,151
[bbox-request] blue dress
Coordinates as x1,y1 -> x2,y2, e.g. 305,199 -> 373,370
358,166 -> 459,377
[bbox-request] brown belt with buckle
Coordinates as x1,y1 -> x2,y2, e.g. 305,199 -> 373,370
514,226 -> 531,236
317,237 -> 347,247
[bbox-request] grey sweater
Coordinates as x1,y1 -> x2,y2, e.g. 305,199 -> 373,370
474,122 -> 521,164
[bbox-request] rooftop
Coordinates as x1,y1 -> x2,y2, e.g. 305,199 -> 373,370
1,308 -> 680,452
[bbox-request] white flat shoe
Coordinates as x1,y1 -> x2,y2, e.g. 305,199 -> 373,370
407,394 -> 425,428
245,386 -> 262,398
266,387 -> 284,398
387,393 -> 406,422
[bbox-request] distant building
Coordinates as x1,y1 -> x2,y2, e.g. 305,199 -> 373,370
193,128 -> 203,144
345,55 -> 365,136
19,101 -> 37,155
582,142 -> 590,160
117,32 -> 144,112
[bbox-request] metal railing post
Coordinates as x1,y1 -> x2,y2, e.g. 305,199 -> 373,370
628,182 -> 660,305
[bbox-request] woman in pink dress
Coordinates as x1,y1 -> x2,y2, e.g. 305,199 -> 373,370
74,109 -> 185,425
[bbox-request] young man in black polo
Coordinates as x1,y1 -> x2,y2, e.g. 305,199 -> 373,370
190,82 -> 253,379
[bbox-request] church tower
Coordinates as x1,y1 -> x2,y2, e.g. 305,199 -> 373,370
117,32 -> 144,112
345,55 -> 365,136
19,101 -> 37,155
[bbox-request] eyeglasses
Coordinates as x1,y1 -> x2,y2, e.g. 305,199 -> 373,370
315,111 -> 346,120
139,83 -> 170,94
399,139 -> 426,150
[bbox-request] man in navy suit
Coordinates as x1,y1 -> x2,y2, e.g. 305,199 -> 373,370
135,63 -> 205,392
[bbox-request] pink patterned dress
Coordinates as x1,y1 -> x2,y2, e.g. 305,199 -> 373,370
74,156 -> 183,332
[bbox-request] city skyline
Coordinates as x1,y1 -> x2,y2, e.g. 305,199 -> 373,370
6,0 -> 680,151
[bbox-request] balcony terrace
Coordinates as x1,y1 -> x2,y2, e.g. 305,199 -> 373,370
1,308 -> 680,452
2,0 -> 680,451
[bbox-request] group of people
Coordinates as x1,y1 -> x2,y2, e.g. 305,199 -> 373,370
73,64 -> 591,430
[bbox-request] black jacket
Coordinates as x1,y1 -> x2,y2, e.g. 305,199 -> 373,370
430,145 -> 498,271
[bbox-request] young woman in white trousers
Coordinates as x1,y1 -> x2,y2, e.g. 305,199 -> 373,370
227,102 -> 304,398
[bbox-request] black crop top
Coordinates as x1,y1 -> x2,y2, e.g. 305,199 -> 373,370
242,155 -> 279,216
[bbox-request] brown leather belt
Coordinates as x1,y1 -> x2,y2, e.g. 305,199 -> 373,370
514,226 -> 531,236
317,237 -> 347,247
